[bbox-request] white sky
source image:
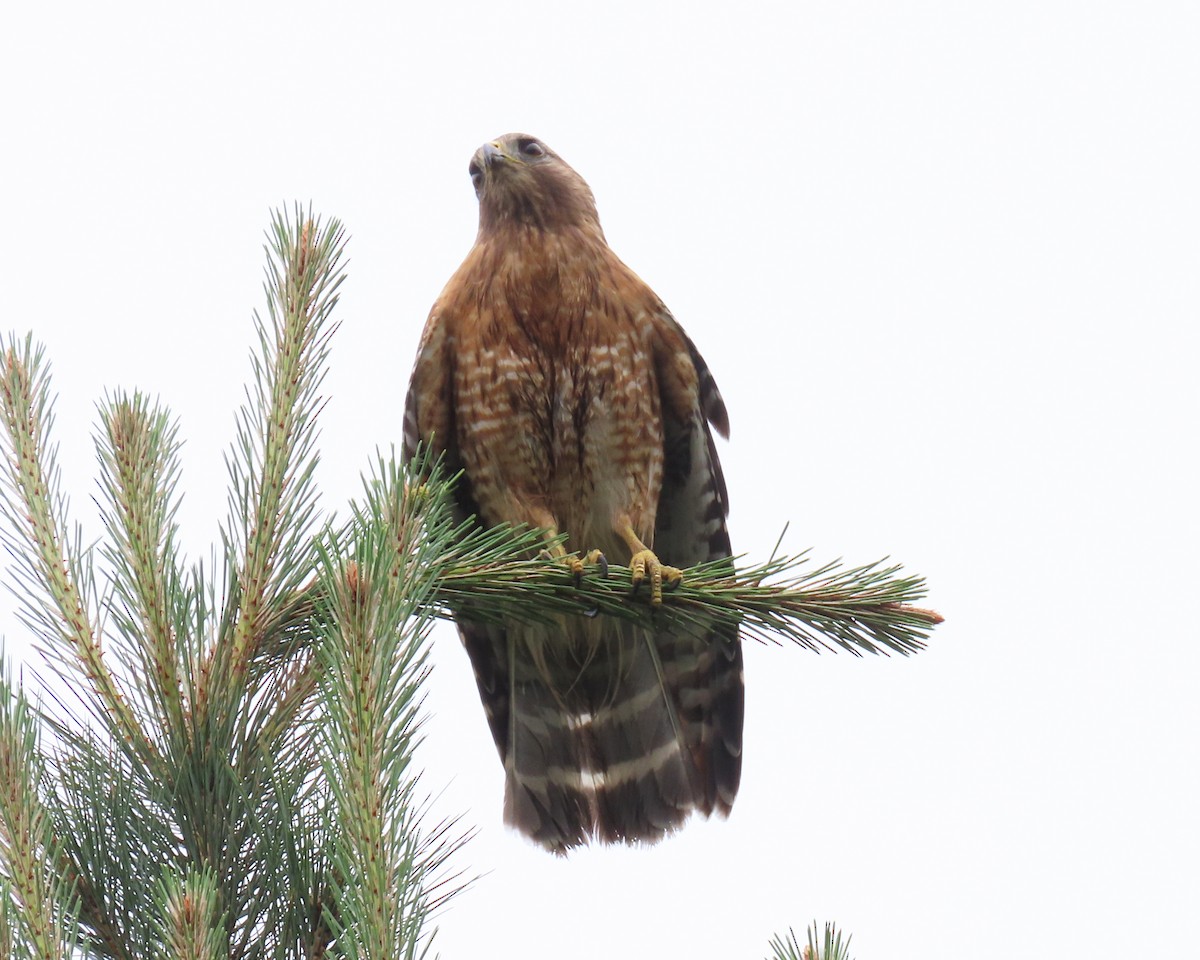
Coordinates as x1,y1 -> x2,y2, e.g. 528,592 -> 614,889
2,2 -> 1197,957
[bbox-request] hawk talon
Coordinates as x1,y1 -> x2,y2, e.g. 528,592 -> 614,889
584,548 -> 609,579
545,548 -> 608,587
573,549 -> 609,585
628,548 -> 683,605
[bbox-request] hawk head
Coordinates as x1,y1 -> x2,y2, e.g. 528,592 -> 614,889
469,133 -> 603,236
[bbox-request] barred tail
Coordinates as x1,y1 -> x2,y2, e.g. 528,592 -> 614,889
460,616 -> 743,853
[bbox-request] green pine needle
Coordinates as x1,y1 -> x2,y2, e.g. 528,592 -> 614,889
767,922 -> 855,960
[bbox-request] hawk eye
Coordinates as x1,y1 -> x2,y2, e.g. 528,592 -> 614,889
517,138 -> 545,158
468,162 -> 483,192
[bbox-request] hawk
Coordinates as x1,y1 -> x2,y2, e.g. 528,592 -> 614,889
403,133 -> 743,851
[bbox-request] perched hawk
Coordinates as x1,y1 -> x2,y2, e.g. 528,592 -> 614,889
403,133 -> 743,851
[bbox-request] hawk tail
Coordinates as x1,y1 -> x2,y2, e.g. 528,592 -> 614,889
477,618 -> 742,853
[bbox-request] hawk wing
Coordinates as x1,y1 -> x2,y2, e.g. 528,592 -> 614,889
402,315 -> 481,526
402,311 -> 514,760
649,314 -> 743,818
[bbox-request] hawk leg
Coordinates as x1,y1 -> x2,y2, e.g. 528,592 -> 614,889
618,525 -> 682,605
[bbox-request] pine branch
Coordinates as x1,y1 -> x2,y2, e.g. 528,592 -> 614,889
51,737 -> 173,960
352,469 -> 941,658
0,337 -> 151,763
431,538 -> 940,657
767,922 -> 855,960
95,390 -> 188,746
273,463 -> 941,663
314,457 -> 471,960
0,888 -> 13,960
206,207 -> 343,714
0,655 -> 80,960
0,209 -> 465,960
153,869 -> 227,960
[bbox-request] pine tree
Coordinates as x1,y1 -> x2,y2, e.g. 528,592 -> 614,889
0,208 -> 939,957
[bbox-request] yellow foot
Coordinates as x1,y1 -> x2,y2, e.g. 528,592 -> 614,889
542,547 -> 609,585
629,549 -> 683,605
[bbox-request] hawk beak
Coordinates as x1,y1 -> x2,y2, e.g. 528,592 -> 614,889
482,141 -> 507,166
481,140 -> 523,167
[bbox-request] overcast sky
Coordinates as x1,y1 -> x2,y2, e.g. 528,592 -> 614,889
2,2 -> 1197,957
